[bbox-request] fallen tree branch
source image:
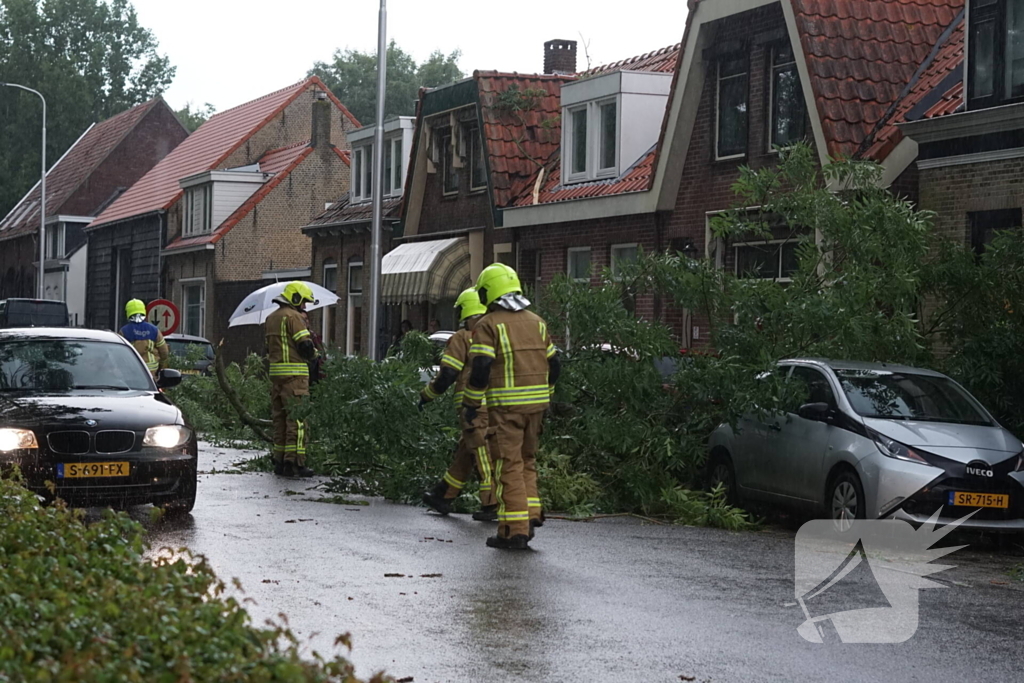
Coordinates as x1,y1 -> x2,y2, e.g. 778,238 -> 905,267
547,512 -> 669,526
214,339 -> 272,444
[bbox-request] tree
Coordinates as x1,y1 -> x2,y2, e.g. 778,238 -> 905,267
175,101 -> 216,133
308,42 -> 463,126
0,0 -> 175,218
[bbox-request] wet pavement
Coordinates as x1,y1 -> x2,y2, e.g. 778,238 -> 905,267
135,444 -> 1024,683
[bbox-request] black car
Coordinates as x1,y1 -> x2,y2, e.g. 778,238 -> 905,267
0,298 -> 69,327
0,327 -> 197,513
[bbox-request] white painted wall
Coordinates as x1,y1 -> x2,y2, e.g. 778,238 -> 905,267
212,179 -> 263,227
67,244 -> 87,326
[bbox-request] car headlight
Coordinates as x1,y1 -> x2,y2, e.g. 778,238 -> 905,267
0,428 -> 38,453
143,425 -> 192,449
870,430 -> 929,465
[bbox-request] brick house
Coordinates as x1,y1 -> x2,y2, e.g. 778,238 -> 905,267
502,0 -> 961,345
897,4 -> 1024,256
0,98 -> 187,324
86,78 -> 359,359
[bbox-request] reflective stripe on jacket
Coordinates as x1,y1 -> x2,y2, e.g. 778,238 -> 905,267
464,309 -> 555,413
265,304 -> 310,377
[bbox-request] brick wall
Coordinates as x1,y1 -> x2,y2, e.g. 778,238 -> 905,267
918,158 -> 1024,244
164,250 -> 214,339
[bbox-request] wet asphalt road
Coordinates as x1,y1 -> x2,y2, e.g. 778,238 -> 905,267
136,444 -> 1024,683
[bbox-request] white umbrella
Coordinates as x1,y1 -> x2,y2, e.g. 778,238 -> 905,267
227,281 -> 339,327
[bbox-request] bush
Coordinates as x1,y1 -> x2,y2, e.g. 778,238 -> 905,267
0,475 -> 382,682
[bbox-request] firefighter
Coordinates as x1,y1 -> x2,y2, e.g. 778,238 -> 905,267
266,282 -> 318,478
119,299 -> 169,378
463,264 -> 560,549
420,288 -> 498,520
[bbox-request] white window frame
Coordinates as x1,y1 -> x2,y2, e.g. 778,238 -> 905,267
45,222 -> 65,260
181,279 -> 206,337
596,98 -> 619,177
567,247 -> 592,282
566,105 -> 589,182
610,243 -> 638,280
467,124 -> 488,191
732,239 -> 798,283
564,98 -> 619,184
346,260 -> 364,356
441,132 -> 458,196
768,43 -> 805,152
352,145 -> 374,202
183,185 -> 212,236
715,55 -> 749,161
385,136 -> 404,197
322,261 -> 338,342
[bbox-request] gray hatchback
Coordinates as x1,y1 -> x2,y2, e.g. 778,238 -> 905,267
708,360 -> 1024,532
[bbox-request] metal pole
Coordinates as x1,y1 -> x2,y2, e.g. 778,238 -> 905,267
1,83 -> 46,299
367,0 -> 387,360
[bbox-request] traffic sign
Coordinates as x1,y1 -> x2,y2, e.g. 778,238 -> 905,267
147,299 -> 180,335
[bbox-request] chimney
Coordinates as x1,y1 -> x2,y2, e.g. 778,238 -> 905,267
544,39 -> 577,75
311,90 -> 332,151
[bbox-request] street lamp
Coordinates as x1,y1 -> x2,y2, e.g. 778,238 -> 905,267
1,82 -> 47,300
367,0 -> 387,360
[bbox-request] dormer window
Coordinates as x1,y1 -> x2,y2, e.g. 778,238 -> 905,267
383,137 -> 403,196
565,99 -> 618,182
969,0 -> 1024,108
467,125 -> 487,191
183,185 -> 212,236
716,55 -> 748,159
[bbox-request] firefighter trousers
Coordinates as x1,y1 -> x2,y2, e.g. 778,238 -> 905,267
442,433 -> 497,507
489,410 -> 544,538
271,375 -> 309,466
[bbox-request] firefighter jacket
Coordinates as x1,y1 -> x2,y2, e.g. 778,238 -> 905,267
265,303 -> 313,378
464,308 -> 557,413
422,328 -> 486,408
119,321 -> 169,373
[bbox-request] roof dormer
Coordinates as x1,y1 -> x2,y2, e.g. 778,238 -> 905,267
178,166 -> 267,237
347,117 -> 416,203
560,70 -> 672,184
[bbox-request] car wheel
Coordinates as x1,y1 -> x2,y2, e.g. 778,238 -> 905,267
707,450 -> 740,506
160,467 -> 197,516
827,470 -> 865,533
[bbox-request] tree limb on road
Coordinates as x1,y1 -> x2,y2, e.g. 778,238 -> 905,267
214,340 -> 272,443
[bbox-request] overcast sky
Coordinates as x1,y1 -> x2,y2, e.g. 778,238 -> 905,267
132,0 -> 689,113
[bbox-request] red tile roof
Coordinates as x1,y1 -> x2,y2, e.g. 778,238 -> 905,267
861,12 -> 964,158
475,72 -> 574,208
511,148 -> 657,207
792,0 -> 965,158
90,77 -> 358,229
0,99 -> 172,241
582,43 -> 682,77
163,142 -> 314,252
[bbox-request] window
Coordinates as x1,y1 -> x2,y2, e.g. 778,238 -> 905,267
322,261 -> 338,346
323,260 -> 338,292
383,142 -> 393,196
570,107 -> 588,176
599,101 -> 617,171
494,243 -> 515,267
352,148 -> 363,199
734,241 -> 799,281
969,0 -> 1024,108
468,126 -> 487,190
717,55 -> 748,159
347,261 -> 363,356
183,185 -> 212,236
770,43 -> 806,148
969,208 -> 1022,254
45,223 -> 65,260
183,282 -> 205,337
441,132 -> 458,195
391,137 -> 403,195
610,243 -> 638,279
567,247 -> 592,282
789,366 -> 837,410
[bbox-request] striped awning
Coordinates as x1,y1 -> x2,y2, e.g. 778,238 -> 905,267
381,237 -> 471,304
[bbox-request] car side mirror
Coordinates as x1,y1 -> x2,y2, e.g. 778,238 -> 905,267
798,402 -> 831,421
156,368 -> 182,389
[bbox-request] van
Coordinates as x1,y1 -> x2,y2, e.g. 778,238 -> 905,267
0,298 -> 70,328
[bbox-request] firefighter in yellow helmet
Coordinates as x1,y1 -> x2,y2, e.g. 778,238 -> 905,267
119,299 -> 169,378
265,282 -> 318,478
462,263 -> 560,549
420,288 -> 498,520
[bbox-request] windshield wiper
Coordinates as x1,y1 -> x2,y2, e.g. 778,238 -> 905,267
72,385 -> 131,391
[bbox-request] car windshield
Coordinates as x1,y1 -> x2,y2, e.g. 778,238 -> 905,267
836,369 -> 992,426
0,339 -> 153,392
167,339 -> 214,360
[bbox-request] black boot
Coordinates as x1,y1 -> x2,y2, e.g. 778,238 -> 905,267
472,505 -> 498,522
486,534 -> 531,550
292,464 -> 315,478
273,460 -> 285,476
422,481 -> 453,515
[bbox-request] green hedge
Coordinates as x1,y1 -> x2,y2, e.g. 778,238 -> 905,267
0,476 -> 384,682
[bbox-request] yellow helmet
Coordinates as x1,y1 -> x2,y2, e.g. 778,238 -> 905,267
125,299 -> 147,319
476,263 -> 522,306
455,287 -> 487,321
282,281 -> 315,307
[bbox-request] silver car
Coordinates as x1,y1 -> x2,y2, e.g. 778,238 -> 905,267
708,359 -> 1024,532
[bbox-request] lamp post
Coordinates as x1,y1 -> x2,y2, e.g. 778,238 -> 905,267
367,0 -> 387,360
1,82 -> 46,299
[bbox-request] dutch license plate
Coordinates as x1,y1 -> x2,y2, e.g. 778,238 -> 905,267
57,462 -> 131,479
947,491 -> 1009,508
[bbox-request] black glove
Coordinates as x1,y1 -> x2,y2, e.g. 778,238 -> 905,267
463,404 -> 478,424
418,397 -> 427,413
